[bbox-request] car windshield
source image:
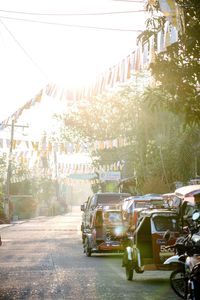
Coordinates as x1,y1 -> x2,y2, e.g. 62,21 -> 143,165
103,211 -> 122,223
153,216 -> 178,232
98,194 -> 129,205
135,200 -> 164,209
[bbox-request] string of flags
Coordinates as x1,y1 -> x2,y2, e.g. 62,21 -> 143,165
0,135 -> 130,154
0,0 -> 184,129
0,133 -> 128,183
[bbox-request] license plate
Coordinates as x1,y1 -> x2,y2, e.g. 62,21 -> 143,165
156,239 -> 165,245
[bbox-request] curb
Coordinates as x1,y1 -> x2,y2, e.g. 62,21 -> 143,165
0,219 -> 29,230
0,214 -> 75,231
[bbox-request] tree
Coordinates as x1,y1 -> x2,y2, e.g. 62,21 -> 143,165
144,0 -> 200,123
57,79 -> 199,193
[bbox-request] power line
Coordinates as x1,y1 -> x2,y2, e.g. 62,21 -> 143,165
113,0 -> 145,2
0,9 -> 146,16
0,15 -> 143,32
0,19 -> 48,79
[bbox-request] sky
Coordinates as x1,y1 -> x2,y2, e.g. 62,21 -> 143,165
0,0 -> 148,123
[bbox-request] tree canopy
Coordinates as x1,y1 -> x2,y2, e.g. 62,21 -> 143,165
144,0 -> 200,123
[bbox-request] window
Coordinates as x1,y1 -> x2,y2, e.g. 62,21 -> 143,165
153,216 -> 178,232
103,211 -> 122,224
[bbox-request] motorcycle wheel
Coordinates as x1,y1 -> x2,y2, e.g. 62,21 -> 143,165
170,269 -> 186,299
125,265 -> 134,281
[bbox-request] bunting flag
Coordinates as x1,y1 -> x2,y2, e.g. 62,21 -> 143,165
149,34 -> 155,63
0,1 -> 181,129
157,30 -> 166,54
127,55 -> 131,80
1,133 -> 130,174
158,0 -> 177,27
0,134 -> 133,157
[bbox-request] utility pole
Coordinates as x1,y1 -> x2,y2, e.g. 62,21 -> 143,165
4,120 -> 29,221
53,148 -> 59,202
4,119 -> 14,221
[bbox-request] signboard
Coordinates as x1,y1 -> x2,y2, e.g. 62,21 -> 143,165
99,171 -> 121,181
68,173 -> 97,180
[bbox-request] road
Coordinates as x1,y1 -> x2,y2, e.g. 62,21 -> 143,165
0,212 -> 180,300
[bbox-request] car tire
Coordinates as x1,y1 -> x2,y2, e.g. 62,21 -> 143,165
85,238 -> 92,257
125,264 -> 134,280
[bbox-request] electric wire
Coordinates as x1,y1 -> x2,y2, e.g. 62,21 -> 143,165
113,0 -> 145,2
0,9 -> 146,16
0,19 -> 48,80
0,15 -> 143,32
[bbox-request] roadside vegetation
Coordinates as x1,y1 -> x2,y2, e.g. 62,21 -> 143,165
0,155 -> 58,221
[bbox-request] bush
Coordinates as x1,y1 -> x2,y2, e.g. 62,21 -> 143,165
11,197 -> 37,219
0,204 -> 9,223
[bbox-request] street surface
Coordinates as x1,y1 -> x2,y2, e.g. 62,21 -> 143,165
0,211 -> 180,300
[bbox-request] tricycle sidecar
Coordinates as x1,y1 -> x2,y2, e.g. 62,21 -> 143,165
122,208 -> 180,280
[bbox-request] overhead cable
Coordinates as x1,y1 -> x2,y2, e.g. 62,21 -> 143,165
0,9 -> 146,16
0,15 -> 143,32
0,19 -> 48,80
113,0 -> 145,2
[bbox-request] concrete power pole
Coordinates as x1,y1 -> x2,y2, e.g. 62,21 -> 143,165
4,121 -> 29,221
4,119 -> 14,221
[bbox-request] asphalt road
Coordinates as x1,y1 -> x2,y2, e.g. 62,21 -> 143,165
0,212 -> 180,300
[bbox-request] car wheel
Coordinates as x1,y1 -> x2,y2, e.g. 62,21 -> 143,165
125,264 -> 134,280
82,234 -> 85,244
85,239 -> 92,257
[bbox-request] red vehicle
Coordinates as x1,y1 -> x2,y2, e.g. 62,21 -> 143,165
83,205 -> 128,256
121,194 -> 166,232
122,208 -> 180,280
81,192 -> 130,242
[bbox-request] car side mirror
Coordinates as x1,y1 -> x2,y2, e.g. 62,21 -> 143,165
80,204 -> 85,212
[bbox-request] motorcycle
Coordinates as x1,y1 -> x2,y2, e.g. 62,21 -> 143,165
164,211 -> 200,300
